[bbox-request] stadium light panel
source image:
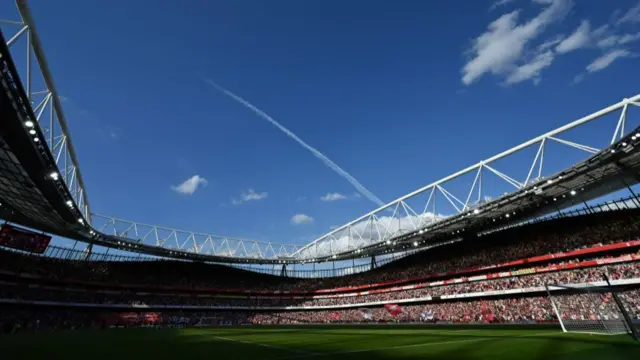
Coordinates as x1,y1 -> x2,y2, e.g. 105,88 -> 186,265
505,214 -> 510,218
611,149 -> 616,153
77,218 -> 84,224
49,172 -> 59,180
28,129 -> 36,135
622,142 -> 627,146
33,137 -> 39,142
571,190 -> 576,196
66,200 -> 73,207
25,120 -> 34,127
413,241 -> 418,247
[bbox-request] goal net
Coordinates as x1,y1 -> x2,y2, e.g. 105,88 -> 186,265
545,282 -> 634,336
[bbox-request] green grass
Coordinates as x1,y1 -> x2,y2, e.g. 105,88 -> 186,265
1,326 -> 639,360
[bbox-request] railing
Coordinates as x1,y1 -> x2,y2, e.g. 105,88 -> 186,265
0,1 -> 91,220
478,195 -> 639,237
2,196 -> 639,278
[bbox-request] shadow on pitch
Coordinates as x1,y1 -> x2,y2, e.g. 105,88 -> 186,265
178,328 -> 640,360
191,327 -> 639,349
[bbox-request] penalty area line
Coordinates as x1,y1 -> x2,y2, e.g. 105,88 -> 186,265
212,336 -> 319,356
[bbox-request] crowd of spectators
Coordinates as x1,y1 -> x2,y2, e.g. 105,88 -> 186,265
1,254 -> 639,309
1,210 -> 640,335
249,291 -> 640,324
1,210 -> 638,293
3,290 -> 639,334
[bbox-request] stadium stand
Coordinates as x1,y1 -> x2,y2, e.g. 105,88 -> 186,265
1,209 -> 640,334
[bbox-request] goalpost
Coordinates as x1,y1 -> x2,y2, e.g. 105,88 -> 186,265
545,274 -> 639,339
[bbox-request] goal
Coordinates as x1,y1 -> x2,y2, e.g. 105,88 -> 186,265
545,276 -> 639,339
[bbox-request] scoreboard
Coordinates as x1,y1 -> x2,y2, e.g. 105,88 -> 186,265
0,224 -> 52,254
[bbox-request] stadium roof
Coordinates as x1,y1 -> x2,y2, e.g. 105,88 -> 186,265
1,0 -> 640,265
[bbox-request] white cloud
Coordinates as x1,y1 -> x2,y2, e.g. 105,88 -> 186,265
617,2 -> 640,24
204,79 -> 384,207
321,192 -> 347,201
490,0 -> 516,11
232,189 -> 268,205
461,0 -> 571,85
537,34 -> 564,51
586,49 -> 632,73
597,35 -> 619,48
505,50 -> 554,84
571,73 -> 584,85
353,193 -> 362,198
618,32 -> 640,44
597,32 -> 640,48
171,175 -> 208,195
297,212 -> 447,258
556,20 -> 591,53
291,214 -> 314,225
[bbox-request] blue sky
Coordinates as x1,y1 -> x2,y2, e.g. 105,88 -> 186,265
2,0 -> 640,251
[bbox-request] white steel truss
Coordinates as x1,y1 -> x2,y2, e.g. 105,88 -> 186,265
0,1 -> 91,221
4,1 -> 640,263
291,94 -> 640,260
91,94 -> 640,262
90,214 -> 303,259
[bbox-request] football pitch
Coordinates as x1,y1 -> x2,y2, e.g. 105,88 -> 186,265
1,326 -> 639,360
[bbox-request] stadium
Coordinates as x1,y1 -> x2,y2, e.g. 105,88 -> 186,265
1,0 -> 640,359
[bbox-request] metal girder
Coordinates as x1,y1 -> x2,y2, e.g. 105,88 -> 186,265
0,1 -> 91,221
292,94 -> 640,261
90,214 -> 302,260
4,1 -> 640,265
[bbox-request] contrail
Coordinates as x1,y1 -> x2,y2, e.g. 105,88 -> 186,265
203,78 -> 385,207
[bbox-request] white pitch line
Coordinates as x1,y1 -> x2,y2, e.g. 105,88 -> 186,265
212,336 -> 319,356
268,331 -> 562,360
